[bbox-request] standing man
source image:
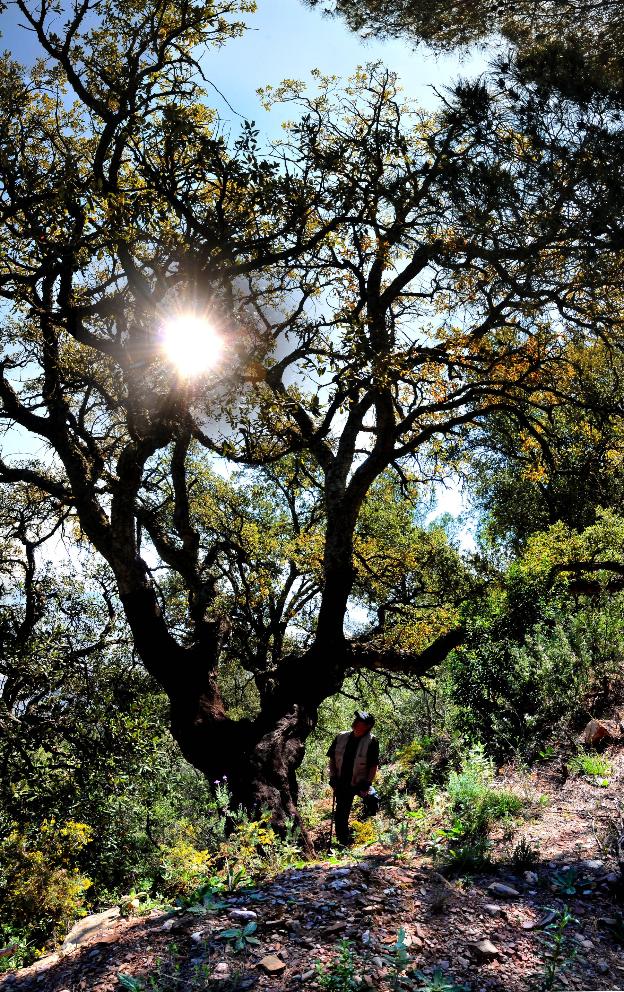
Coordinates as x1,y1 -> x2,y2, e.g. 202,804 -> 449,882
327,710 -> 379,846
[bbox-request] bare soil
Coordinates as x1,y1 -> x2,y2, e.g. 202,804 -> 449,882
3,753 -> 624,992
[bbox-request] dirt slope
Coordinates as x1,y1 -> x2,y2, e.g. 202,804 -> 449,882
3,755 -> 624,992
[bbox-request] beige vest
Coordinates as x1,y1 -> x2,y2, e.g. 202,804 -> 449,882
334,730 -> 375,787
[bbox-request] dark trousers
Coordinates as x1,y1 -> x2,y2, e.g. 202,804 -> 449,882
334,785 -> 357,844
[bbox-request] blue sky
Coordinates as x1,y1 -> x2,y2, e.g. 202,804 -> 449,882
203,0 -> 486,126
0,0 -> 486,130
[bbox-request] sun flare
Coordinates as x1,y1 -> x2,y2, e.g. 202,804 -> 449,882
161,314 -> 223,377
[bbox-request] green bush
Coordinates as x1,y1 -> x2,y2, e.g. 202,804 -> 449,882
567,752 -> 612,780
449,576 -> 624,757
0,820 -> 93,969
509,837 -> 540,870
446,745 -> 523,839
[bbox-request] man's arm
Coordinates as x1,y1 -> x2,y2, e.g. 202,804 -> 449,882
327,738 -> 338,785
358,739 -> 379,793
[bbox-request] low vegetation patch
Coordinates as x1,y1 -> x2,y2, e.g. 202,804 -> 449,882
567,752 -> 612,783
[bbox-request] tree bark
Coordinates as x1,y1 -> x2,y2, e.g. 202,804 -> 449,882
168,687 -> 318,853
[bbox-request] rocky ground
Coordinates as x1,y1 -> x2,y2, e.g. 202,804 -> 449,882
3,756 -> 624,992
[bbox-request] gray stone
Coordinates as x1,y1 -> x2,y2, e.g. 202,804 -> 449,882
468,940 -> 500,961
582,859 -> 604,870
487,882 -> 519,899
522,910 -> 556,931
62,907 -> 120,949
524,872 -> 538,886
229,909 -> 258,922
574,935 -> 594,951
484,903 -> 506,918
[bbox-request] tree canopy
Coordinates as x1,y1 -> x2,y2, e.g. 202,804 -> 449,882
305,0 -> 624,59
2,0 -> 624,831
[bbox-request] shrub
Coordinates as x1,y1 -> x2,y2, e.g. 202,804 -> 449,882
159,822 -> 214,899
446,745 -> 523,839
449,563 -> 624,757
509,837 -> 540,870
567,752 -> 612,780
315,939 -> 362,991
394,736 -> 446,801
0,820 -> 92,968
351,819 -> 377,847
441,835 -> 493,875
156,790 -> 303,901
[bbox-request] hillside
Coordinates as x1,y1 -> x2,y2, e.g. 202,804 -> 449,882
3,752 -> 624,992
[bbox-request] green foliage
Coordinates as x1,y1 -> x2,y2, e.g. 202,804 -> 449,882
446,745 -> 523,838
118,941 -> 249,991
410,970 -> 469,992
352,477 -> 470,655
383,928 -> 412,990
425,745 -> 523,871
316,940 -> 363,991
159,822 -> 216,899
440,835 -> 493,876
315,931 -> 420,992
350,819 -> 378,847
156,790 -> 303,906
0,820 -> 92,970
567,752 -> 612,781
509,837 -> 540,871
394,737 -> 443,802
217,921 -> 260,952
450,518 -> 624,756
532,906 -> 577,991
307,0 -> 624,93
550,869 -> 579,897
299,676 -> 447,799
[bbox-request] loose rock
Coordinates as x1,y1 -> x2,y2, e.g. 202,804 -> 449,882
484,903 -> 506,918
62,907 -> 120,949
468,939 -> 501,961
487,883 -> 520,899
522,910 -> 557,931
229,909 -> 258,922
582,718 -> 621,746
259,954 -> 287,974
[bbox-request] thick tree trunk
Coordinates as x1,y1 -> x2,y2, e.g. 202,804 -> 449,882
116,552 -> 459,854
168,691 -> 318,853
119,582 -> 323,851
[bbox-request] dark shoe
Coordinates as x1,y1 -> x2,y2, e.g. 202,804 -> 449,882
335,833 -> 353,847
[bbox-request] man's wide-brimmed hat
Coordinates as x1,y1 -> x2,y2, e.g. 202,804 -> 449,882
353,710 -> 375,728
